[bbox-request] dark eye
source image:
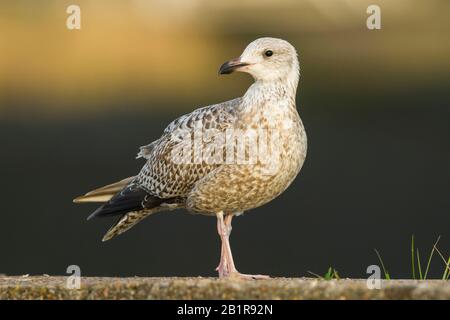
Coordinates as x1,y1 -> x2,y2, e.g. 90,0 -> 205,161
264,50 -> 273,57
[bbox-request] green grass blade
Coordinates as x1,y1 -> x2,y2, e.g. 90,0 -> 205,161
424,236 -> 440,280
432,242 -> 450,280
324,267 -> 332,280
443,257 -> 450,281
308,267 -> 340,280
374,249 -> 391,280
333,269 -> 341,280
307,270 -> 323,279
417,249 -> 423,280
411,235 -> 416,280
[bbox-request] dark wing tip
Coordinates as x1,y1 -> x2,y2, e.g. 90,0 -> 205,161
87,185 -> 145,219
87,184 -> 165,221
87,205 -> 105,220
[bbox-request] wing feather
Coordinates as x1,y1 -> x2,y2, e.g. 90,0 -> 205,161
134,98 -> 241,198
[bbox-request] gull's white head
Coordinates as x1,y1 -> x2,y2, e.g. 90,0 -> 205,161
219,37 -> 299,84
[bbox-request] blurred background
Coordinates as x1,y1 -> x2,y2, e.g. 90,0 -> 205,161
0,0 -> 449,279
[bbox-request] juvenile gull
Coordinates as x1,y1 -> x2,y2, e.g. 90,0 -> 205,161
74,38 -> 307,279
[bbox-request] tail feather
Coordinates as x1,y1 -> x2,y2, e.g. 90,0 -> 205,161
102,203 -> 182,241
73,177 -> 135,203
75,177 -> 182,241
102,210 -> 154,241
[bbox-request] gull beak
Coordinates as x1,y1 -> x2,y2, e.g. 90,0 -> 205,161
218,57 -> 249,75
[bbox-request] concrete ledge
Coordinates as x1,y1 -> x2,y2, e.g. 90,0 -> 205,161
0,276 -> 449,300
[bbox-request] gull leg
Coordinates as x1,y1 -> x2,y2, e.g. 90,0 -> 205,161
215,211 -> 230,277
215,212 -> 269,280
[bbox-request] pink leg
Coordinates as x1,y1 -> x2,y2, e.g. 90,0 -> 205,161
215,213 -> 230,277
215,211 -> 269,280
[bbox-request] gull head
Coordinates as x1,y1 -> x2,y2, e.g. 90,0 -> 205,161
219,37 -> 299,83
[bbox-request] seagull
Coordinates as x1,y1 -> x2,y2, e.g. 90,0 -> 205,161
74,37 -> 307,279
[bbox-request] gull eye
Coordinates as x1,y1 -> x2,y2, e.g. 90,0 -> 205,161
264,50 -> 273,57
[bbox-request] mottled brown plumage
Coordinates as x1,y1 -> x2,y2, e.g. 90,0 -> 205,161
75,38 -> 307,279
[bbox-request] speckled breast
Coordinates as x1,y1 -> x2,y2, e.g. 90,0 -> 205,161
187,108 -> 307,215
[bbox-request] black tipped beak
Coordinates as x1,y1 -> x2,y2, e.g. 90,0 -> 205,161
218,58 -> 249,75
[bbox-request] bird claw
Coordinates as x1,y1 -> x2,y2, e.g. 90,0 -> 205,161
218,270 -> 270,280
229,272 -> 270,280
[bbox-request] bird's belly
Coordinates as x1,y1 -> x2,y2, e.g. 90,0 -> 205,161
187,123 -> 307,215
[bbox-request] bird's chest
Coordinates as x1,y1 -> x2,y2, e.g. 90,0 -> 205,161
239,105 -> 306,177
187,107 -> 307,214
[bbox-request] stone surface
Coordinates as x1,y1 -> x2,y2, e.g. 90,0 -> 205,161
0,276 -> 448,300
